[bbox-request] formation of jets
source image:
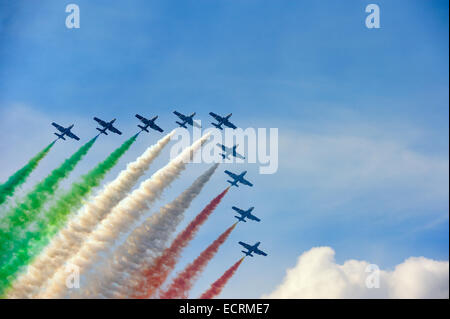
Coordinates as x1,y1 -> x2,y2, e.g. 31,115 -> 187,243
51,111 -> 266,258
224,171 -> 266,257
53,110 -> 240,142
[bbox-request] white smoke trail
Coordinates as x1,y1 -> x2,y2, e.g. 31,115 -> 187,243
83,164 -> 219,298
40,133 -> 210,298
7,131 -> 175,299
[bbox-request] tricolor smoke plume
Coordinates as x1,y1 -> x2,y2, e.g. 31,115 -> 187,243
160,223 -> 237,299
0,141 -> 55,206
41,133 -> 210,298
83,163 -> 219,298
199,257 -> 245,299
7,131 -> 174,298
133,187 -> 230,299
0,135 -> 138,297
0,137 -> 97,270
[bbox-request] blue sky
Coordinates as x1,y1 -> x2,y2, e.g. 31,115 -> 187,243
0,0 -> 448,298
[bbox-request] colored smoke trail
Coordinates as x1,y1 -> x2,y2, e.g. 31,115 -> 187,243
0,137 -> 97,261
0,141 -> 55,206
43,134 -> 138,232
0,135 -> 137,296
85,164 -> 219,298
160,223 -> 238,299
7,131 -> 174,299
41,133 -> 210,298
199,257 -> 245,299
133,187 -> 230,299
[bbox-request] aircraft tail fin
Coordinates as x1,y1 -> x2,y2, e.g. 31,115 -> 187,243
235,216 -> 246,222
176,121 -> 187,128
227,180 -> 238,187
54,133 -> 65,140
212,122 -> 223,130
220,153 -> 227,159
242,251 -> 253,257
138,125 -> 149,132
96,128 -> 108,135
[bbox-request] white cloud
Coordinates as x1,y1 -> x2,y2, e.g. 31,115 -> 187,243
263,247 -> 449,299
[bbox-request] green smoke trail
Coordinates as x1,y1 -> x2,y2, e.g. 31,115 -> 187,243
43,134 -> 137,231
0,141 -> 55,206
0,135 -> 137,295
0,137 -> 97,255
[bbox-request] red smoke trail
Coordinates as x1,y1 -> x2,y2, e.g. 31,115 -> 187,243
199,257 -> 245,299
159,223 -> 237,299
133,187 -> 230,298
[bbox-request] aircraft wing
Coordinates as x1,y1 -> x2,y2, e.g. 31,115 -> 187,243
216,143 -> 227,151
232,206 -> 244,214
51,122 -> 65,132
66,131 -> 80,141
109,125 -> 122,135
173,111 -> 186,120
240,177 -> 253,187
94,117 -> 107,127
247,213 -> 261,222
238,241 -> 252,250
224,120 -> 237,129
209,112 -> 223,122
135,114 -> 149,124
254,247 -> 267,256
225,170 -> 238,179
151,123 -> 164,132
234,152 -> 245,159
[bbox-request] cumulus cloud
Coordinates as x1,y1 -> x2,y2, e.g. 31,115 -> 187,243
263,247 -> 449,299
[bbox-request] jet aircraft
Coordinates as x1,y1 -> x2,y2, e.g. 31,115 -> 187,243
135,114 -> 164,133
224,170 -> 253,187
232,206 -> 260,222
51,122 -> 80,141
209,112 -> 237,130
217,143 -> 245,160
93,117 -> 122,135
173,111 -> 201,128
238,241 -> 267,257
